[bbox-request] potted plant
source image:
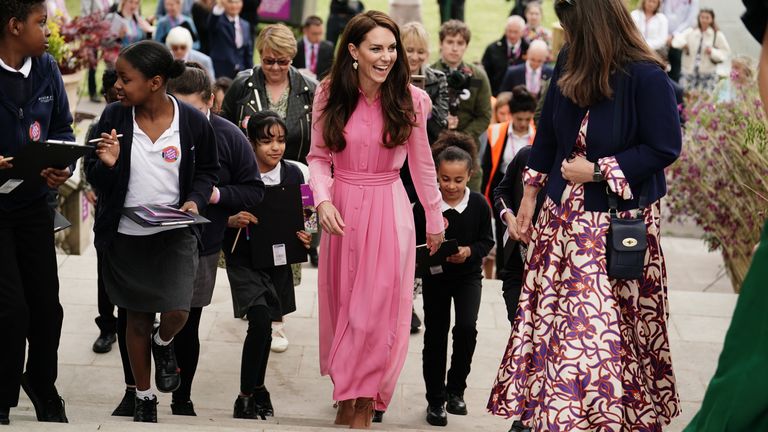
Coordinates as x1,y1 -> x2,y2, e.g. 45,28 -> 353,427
47,12 -> 121,112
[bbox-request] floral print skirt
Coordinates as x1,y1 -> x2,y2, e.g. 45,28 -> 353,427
487,194 -> 680,431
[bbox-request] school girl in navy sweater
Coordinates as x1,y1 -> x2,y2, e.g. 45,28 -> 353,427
223,111 -> 311,420
412,131 -> 494,427
166,62 -> 265,416
0,0 -> 74,424
84,40 -> 219,423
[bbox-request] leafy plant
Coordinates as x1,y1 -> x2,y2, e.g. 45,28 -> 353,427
48,12 -> 121,74
666,82 -> 768,292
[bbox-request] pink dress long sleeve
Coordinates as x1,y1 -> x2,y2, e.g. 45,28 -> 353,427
308,84 -> 442,410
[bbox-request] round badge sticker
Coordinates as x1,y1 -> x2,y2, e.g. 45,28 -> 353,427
29,121 -> 41,141
162,146 -> 180,163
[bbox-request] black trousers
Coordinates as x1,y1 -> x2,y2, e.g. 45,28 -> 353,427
241,305 -> 271,394
498,243 -> 525,326
116,308 -> 137,387
438,0 -> 465,22
668,47 -> 683,83
421,274 -> 481,406
95,249 -> 117,334
173,307 -> 203,402
0,199 -> 63,407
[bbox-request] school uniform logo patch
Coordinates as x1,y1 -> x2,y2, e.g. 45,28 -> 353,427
29,121 -> 41,141
162,146 -> 180,162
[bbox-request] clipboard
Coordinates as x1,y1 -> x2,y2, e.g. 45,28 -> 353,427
247,184 -> 308,268
53,211 -> 71,232
415,239 -> 459,278
122,205 -> 211,227
0,140 -> 90,194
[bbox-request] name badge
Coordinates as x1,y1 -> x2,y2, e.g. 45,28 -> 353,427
273,244 -> 287,266
429,265 -> 443,275
0,179 -> 23,194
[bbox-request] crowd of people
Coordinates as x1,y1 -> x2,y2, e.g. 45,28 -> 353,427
0,0 -> 760,430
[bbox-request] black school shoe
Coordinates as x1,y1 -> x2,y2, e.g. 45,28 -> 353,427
426,404 -> 448,426
150,329 -> 181,393
233,395 -> 264,420
92,332 -> 117,354
410,309 -> 422,334
20,373 -> 68,423
445,392 -> 467,415
253,388 -> 273,417
0,407 -> 9,425
111,388 -> 136,416
133,396 -> 158,422
372,410 -> 384,423
170,399 -> 197,416
509,420 -> 531,432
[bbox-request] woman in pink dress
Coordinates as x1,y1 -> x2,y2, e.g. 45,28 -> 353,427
307,10 -> 445,429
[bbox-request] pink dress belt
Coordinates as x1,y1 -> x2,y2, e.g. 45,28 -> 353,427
333,168 -> 400,186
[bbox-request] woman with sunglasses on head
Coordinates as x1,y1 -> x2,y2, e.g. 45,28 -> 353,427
487,0 -> 682,431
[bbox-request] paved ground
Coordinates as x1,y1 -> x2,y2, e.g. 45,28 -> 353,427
4,234 -> 736,431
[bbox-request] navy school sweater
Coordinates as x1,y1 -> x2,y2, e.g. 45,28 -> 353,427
413,190 -> 494,278
0,54 -> 75,212
83,96 -> 220,250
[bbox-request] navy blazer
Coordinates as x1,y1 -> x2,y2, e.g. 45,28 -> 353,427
498,63 -> 554,96
531,51 -> 681,212
84,96 -> 220,250
208,12 -> 254,79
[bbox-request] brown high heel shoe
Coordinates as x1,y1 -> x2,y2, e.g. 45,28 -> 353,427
334,399 -> 355,425
349,397 -> 373,429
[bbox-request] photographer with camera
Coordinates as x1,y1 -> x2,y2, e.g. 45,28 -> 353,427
431,20 -> 491,192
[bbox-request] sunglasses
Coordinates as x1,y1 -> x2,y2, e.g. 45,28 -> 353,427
262,58 -> 291,66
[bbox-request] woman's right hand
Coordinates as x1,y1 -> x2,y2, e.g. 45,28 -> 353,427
504,211 -> 521,241
228,211 -> 258,228
96,129 -> 120,168
516,194 -> 536,244
317,201 -> 345,235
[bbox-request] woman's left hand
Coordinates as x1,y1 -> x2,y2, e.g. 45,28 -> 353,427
561,156 -> 594,184
426,231 -> 445,256
446,246 -> 471,264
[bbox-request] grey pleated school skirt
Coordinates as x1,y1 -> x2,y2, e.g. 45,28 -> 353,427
190,252 -> 219,308
103,229 -> 199,313
226,264 -> 296,320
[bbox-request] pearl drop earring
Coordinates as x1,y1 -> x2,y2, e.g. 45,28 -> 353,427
353,60 -> 358,70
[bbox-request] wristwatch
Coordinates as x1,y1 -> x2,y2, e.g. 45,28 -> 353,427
593,162 -> 604,182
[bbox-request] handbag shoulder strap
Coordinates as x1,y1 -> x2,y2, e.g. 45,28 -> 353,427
608,68 -> 648,212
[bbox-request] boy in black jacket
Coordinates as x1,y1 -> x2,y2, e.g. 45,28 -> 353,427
0,0 -> 75,424
413,132 -> 494,427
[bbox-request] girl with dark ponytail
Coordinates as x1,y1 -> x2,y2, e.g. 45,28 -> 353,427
413,131 -> 494,427
84,40 -> 220,423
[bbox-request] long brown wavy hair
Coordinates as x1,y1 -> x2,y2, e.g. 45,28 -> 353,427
554,0 -> 663,107
319,11 -> 415,152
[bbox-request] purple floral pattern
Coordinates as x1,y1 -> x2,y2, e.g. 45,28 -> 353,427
599,156 -> 633,200
488,113 -> 680,431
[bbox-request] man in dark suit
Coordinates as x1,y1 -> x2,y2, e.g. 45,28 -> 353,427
208,0 -> 254,79
498,39 -> 552,98
293,15 -> 335,81
481,15 -> 528,96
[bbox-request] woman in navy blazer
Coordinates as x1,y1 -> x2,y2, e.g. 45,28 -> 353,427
488,1 -> 682,431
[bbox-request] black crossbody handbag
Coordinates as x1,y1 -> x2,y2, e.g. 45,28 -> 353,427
605,72 -> 648,280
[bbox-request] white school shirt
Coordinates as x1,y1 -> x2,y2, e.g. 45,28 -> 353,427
500,123 -> 532,174
440,187 -> 471,214
118,97 -> 183,236
260,163 -> 281,186
0,56 -> 31,77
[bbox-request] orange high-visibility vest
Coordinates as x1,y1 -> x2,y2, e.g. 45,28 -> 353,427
483,121 -> 536,204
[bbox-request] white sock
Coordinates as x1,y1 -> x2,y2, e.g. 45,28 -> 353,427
136,388 -> 154,400
271,322 -> 284,332
153,331 -> 172,346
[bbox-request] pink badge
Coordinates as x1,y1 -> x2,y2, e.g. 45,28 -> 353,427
29,121 -> 41,141
162,146 -> 180,163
